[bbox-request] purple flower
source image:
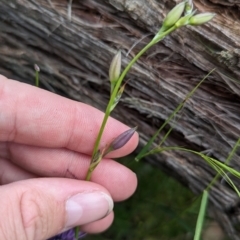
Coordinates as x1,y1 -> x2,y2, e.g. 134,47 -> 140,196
103,127 -> 137,156
48,229 -> 86,240
110,127 -> 137,150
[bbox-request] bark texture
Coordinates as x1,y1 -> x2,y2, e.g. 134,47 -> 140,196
1,0 -> 240,238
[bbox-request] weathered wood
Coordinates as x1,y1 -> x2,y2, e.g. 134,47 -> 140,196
1,0 -> 240,238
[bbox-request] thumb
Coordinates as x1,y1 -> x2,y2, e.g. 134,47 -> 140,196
0,178 -> 113,240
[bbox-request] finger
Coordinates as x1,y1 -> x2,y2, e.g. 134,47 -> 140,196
0,178 -> 114,240
81,212 -> 114,234
0,75 -> 138,157
3,142 -> 137,201
0,158 -> 36,185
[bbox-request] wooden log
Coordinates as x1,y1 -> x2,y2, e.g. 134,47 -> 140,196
1,0 -> 240,238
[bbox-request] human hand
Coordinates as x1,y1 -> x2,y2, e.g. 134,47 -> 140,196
0,75 -> 138,240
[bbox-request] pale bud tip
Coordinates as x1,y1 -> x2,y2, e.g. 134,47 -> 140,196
184,0 -> 193,15
109,50 -> 121,83
34,64 -> 40,72
163,1 -> 185,29
189,12 -> 216,26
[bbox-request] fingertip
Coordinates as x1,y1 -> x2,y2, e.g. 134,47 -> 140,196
92,159 -> 138,201
0,74 -> 8,81
0,178 -> 113,240
81,211 -> 114,233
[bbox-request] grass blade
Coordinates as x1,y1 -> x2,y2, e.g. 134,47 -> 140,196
135,69 -> 215,161
194,190 -> 208,240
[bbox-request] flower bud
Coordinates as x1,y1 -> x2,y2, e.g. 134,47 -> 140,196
34,64 -> 40,72
104,127 -> 137,155
109,51 -> 121,83
111,127 -> 137,150
175,10 -> 196,27
184,0 -> 193,15
163,1 -> 185,29
189,12 -> 215,26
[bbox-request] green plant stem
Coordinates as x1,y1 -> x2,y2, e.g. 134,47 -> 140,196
85,42 -> 154,180
35,71 -> 39,87
86,26 -> 177,181
85,169 -> 92,181
74,226 -> 79,240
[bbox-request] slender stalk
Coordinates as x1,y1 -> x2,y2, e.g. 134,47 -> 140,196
74,226 -> 79,240
86,26 -> 177,180
91,43 -> 154,156
35,70 -> 39,87
85,168 -> 92,181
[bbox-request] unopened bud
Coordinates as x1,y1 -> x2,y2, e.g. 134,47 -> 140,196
189,12 -> 215,26
163,1 -> 185,29
104,127 -> 137,155
175,10 -> 196,27
34,64 -> 40,72
184,0 -> 193,15
109,51 -> 121,83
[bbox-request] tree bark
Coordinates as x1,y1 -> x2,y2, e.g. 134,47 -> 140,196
1,0 -> 240,238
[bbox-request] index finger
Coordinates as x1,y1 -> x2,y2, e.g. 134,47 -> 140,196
0,75 -> 138,157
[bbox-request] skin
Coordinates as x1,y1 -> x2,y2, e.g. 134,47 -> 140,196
0,75 -> 138,239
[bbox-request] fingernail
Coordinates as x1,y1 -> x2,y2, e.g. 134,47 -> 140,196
65,191 -> 113,229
